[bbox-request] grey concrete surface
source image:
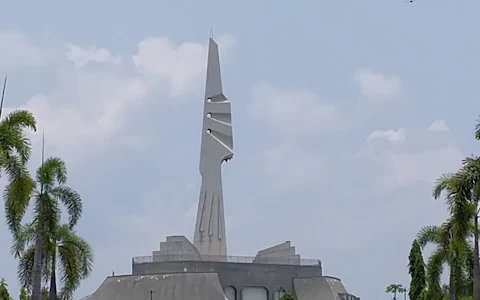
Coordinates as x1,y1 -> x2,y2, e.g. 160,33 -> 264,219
324,276 -> 348,295
132,259 -> 322,300
194,37 -> 233,258
85,273 -> 226,300
293,277 -> 341,300
254,241 -> 301,265
153,236 -> 201,262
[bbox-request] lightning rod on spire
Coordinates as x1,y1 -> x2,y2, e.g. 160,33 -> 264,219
41,129 -> 45,165
0,76 -> 7,119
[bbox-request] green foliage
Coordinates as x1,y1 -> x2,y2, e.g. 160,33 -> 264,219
408,239 -> 426,300
40,287 -> 49,300
418,288 -> 428,300
0,279 -> 12,300
18,286 -> 52,300
1,109 -> 37,235
385,284 -> 405,300
14,222 -> 93,299
7,157 -> 85,300
433,155 -> 480,300
19,287 -> 29,300
279,292 -> 296,300
416,220 -> 472,298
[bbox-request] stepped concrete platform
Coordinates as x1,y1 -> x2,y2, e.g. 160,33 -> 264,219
82,240 -> 359,300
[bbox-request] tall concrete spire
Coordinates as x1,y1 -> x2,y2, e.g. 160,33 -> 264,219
193,38 -> 233,258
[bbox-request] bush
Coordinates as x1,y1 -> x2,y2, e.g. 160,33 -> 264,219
279,292 -> 296,300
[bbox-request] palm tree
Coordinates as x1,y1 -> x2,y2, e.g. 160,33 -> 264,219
386,284 -> 405,300
13,222 -> 93,300
5,157 -> 83,300
0,76 -> 37,234
416,221 -> 472,300
434,157 -> 480,300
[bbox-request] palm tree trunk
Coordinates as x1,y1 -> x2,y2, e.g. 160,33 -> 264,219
474,213 -> 480,300
49,253 -> 57,300
449,270 -> 456,300
31,222 -> 44,300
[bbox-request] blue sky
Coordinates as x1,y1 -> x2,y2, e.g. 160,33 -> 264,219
1,0 -> 479,299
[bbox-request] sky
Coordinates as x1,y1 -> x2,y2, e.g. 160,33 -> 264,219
0,0 -> 479,299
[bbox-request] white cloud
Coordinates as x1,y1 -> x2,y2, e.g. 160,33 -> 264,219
367,128 -> 406,144
13,68 -> 148,159
66,44 -> 122,67
262,143 -> 326,189
4,34 -> 237,159
0,30 -> 50,67
132,34 -> 236,96
354,68 -> 401,102
428,119 -> 450,132
363,127 -> 463,192
375,145 -> 463,192
248,83 -> 348,136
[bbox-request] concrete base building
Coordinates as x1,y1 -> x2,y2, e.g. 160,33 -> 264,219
84,38 -> 360,300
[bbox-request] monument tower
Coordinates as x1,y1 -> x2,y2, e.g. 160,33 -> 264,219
193,37 -> 233,257
85,36 -> 360,300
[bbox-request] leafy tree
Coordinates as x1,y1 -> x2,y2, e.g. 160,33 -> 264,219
0,278 -> 12,300
434,156 -> 480,300
279,292 -> 296,300
14,223 -> 93,300
408,239 -> 426,300
5,157 -> 82,300
385,284 -> 405,300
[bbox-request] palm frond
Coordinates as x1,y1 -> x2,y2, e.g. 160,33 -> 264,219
416,225 -> 443,247
0,110 -> 36,166
433,173 -> 454,199
11,221 -> 37,258
36,157 -> 67,188
3,170 -> 34,234
34,193 -> 61,237
17,246 -> 35,289
0,130 -> 32,164
57,224 -> 94,299
58,242 -> 81,300
52,186 -> 83,228
426,247 -> 447,296
0,110 -> 36,132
